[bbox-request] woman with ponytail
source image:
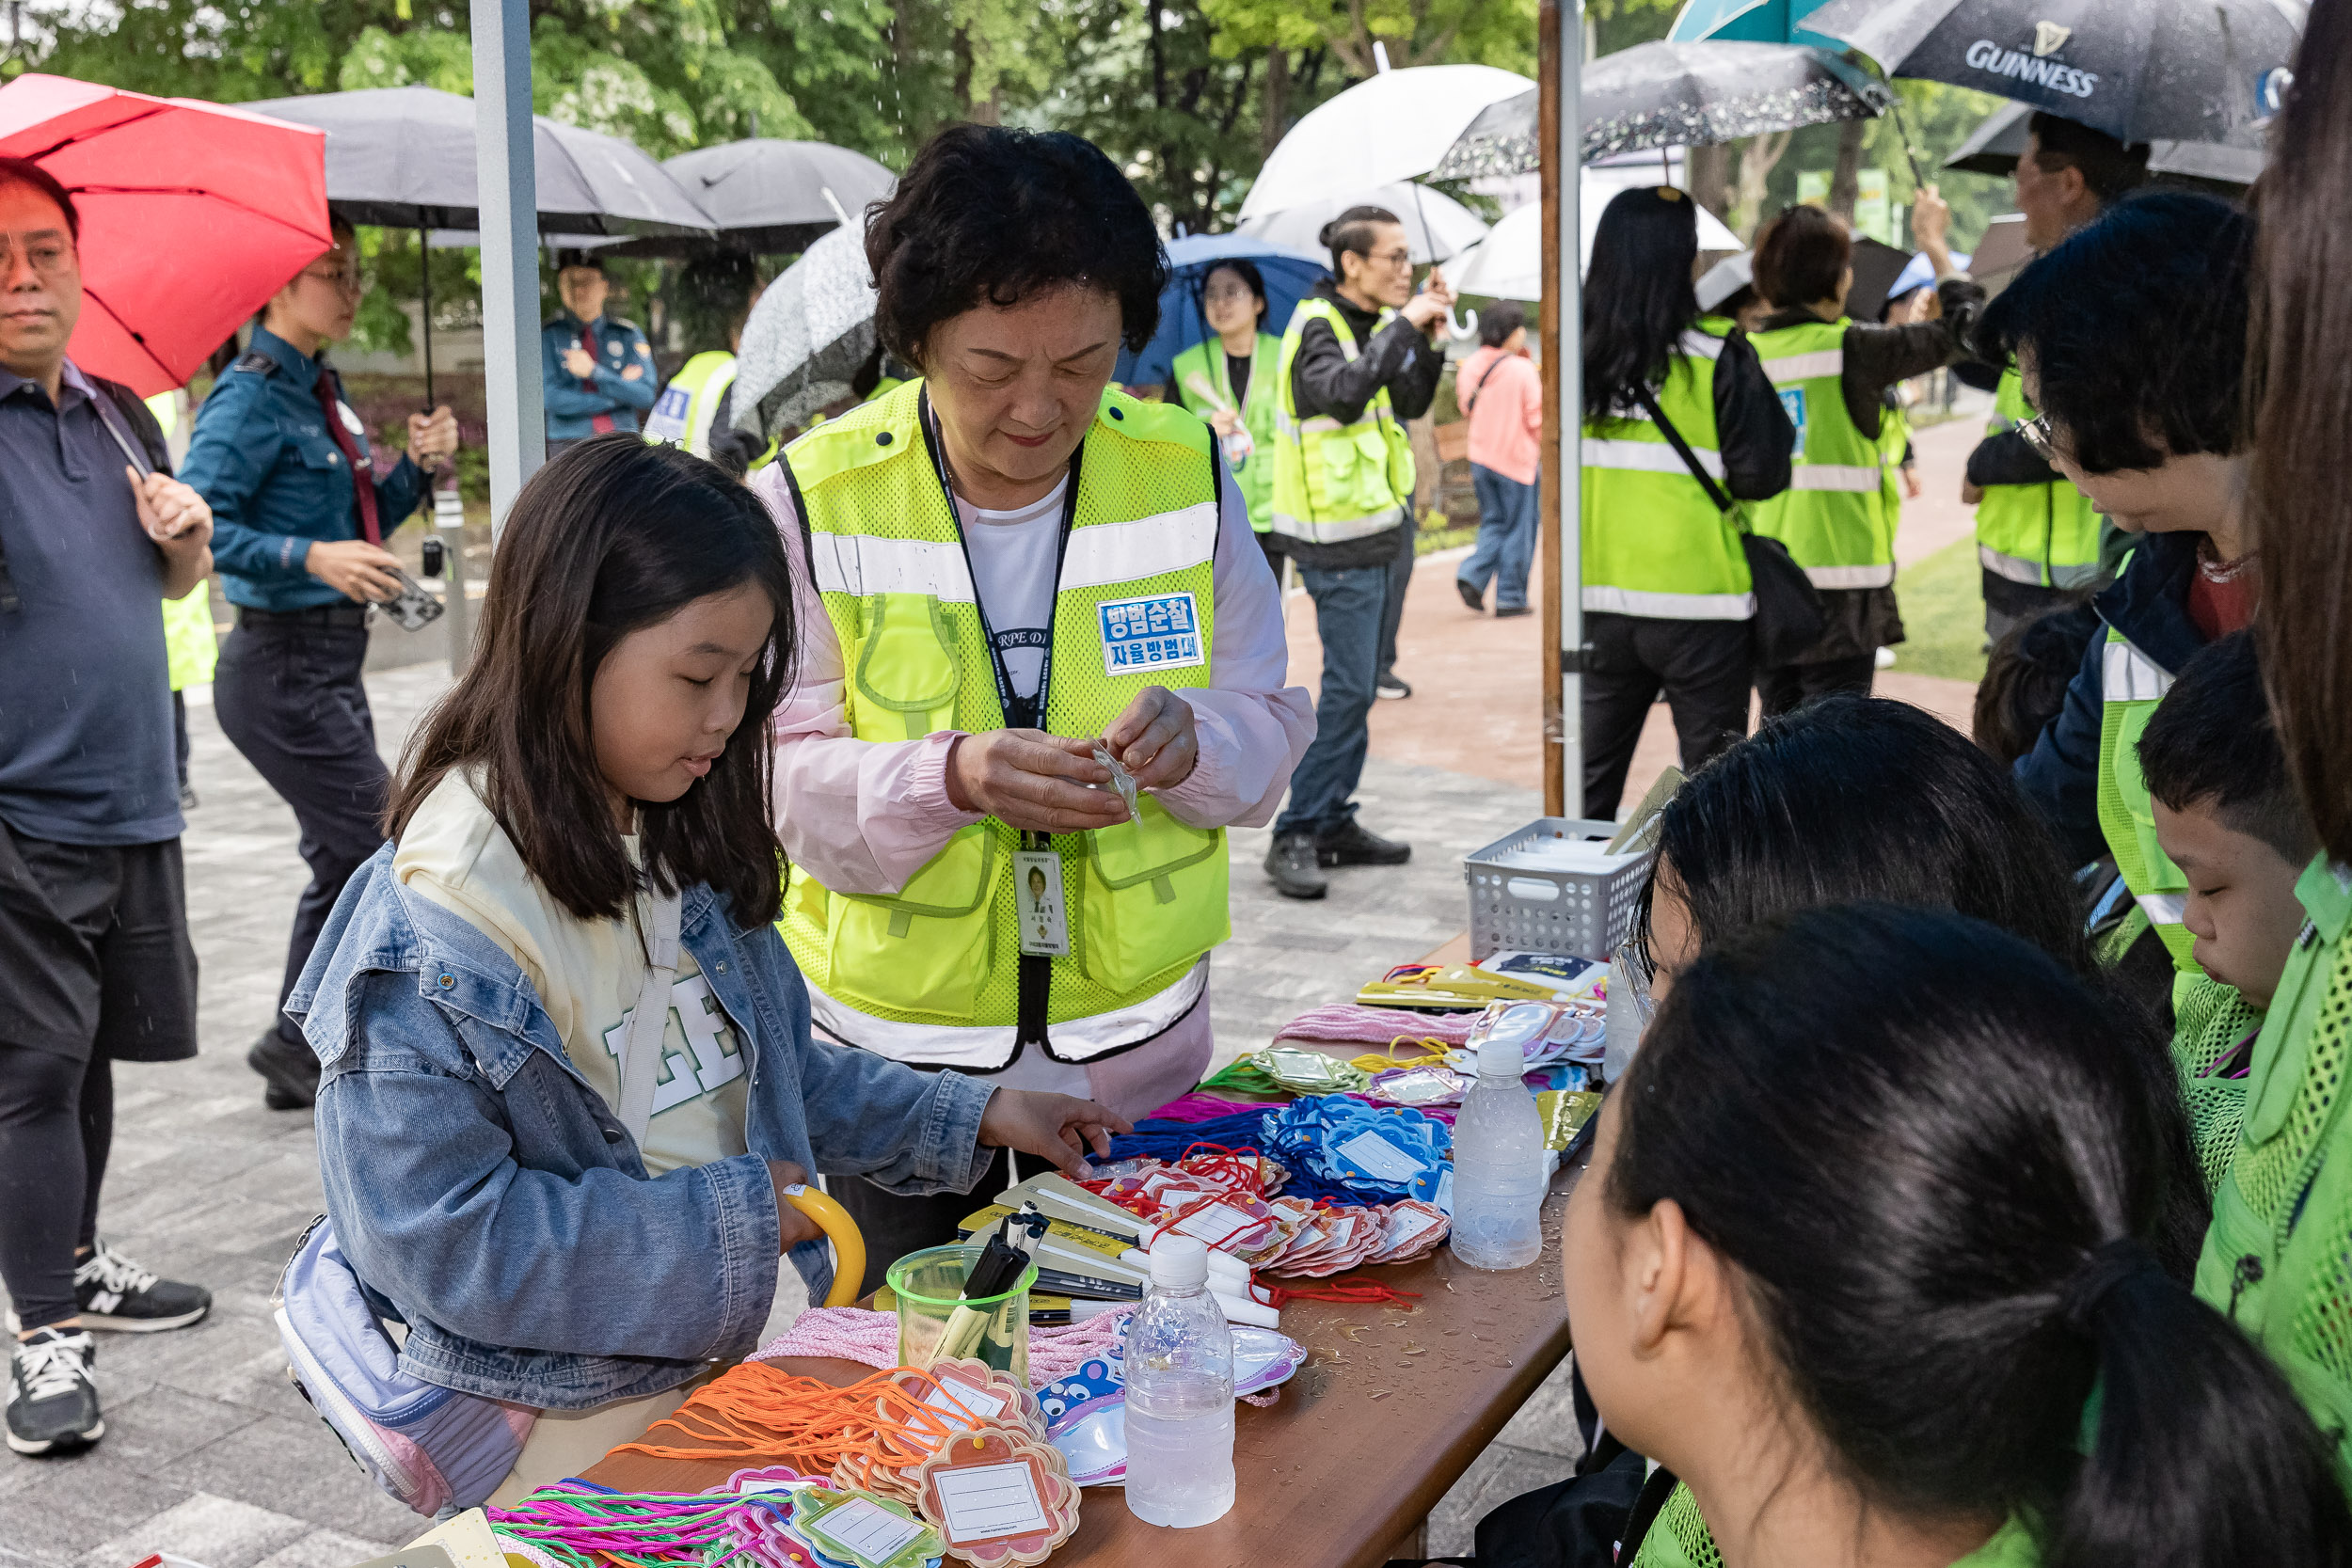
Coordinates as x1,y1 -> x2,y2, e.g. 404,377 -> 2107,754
1576,905 -> 2350,1568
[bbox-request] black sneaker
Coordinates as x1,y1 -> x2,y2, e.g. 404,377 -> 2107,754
178,782 -> 200,812
247,1029 -> 319,1110
1317,819 -> 1412,867
1495,604 -> 1533,619
7,1328 -> 101,1455
1456,578 -> 1486,613
1264,832 -> 1329,900
1375,674 -> 1412,700
70,1242 -> 210,1333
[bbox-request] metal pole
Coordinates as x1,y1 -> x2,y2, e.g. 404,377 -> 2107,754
1559,3 -> 1583,819
419,225 -> 436,412
472,0 -> 544,536
1538,0 -> 1565,818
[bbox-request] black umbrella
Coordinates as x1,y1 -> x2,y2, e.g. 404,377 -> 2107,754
1945,97 -> 2265,187
245,87 -> 714,404
1435,40 -> 1893,179
663,138 -> 896,254
1804,0 -> 2299,150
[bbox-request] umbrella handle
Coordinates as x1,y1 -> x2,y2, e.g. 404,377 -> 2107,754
1448,303 -> 1480,341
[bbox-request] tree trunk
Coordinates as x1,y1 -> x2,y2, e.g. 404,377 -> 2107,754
1687,143 -> 1733,228
1263,45 -> 1288,159
1733,129 -> 1792,240
1828,119 -> 1864,222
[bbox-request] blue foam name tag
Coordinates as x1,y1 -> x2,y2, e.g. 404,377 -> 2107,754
1097,591 -> 1205,677
1780,388 -> 1808,458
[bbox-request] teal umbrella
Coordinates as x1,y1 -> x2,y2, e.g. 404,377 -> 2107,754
1667,0 -> 1843,49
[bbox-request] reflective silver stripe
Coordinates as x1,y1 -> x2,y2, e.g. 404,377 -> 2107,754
1760,349 -> 1845,383
1581,437 -> 1724,479
807,531 -> 976,603
1804,562 -> 1895,589
2137,892 -> 2186,926
1062,502 -> 1218,589
1268,506 -> 1402,545
1582,584 -> 1755,620
1677,330 -> 1725,361
2101,637 -> 2173,703
1788,464 -> 1883,493
808,960 -> 1208,1067
1978,545 -> 2104,589
1979,544 -> 2049,585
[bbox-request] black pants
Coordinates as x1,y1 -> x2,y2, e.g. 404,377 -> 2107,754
1755,653 -> 1875,720
214,617 -> 389,1046
1581,613 -> 1754,821
1375,512 -> 1416,686
0,1048 -> 112,1331
830,1148 -> 1010,1299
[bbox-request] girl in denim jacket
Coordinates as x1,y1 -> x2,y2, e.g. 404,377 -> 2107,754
295,435 -> 1127,1496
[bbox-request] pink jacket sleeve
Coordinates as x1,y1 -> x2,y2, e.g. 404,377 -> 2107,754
757,462 -> 1313,896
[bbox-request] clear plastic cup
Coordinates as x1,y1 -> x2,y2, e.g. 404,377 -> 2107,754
884,1243 -> 1037,1380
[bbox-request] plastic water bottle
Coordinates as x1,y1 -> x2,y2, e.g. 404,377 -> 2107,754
1122,1234 -> 1236,1528
1603,955 -> 1644,1084
1450,1037 -> 1548,1271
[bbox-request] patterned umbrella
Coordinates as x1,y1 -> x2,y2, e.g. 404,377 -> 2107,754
732,221 -> 877,438
1434,40 -> 1893,180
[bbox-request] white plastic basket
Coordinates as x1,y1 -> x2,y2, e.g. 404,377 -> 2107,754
1463,816 -> 1655,963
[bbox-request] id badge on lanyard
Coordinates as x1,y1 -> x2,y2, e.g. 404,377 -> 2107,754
1013,848 -> 1069,957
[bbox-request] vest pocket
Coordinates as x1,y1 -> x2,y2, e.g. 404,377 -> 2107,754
1079,799 -> 1230,992
828,824 -> 997,1019
1312,424 -> 1391,516
852,593 -> 961,742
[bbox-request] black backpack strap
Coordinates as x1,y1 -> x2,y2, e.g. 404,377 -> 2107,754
1461,353 -> 1504,415
1632,382 -> 1739,520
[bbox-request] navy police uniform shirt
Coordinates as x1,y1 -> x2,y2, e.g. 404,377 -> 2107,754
541,310 -> 658,441
180,326 -> 425,613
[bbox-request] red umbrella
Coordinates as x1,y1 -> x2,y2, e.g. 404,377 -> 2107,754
0,73 -> 331,396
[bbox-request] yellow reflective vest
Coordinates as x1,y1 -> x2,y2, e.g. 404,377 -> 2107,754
1270,298 -> 1415,545
777,380 -> 1231,1068
1746,317 -> 1895,590
1979,369 -> 2103,591
643,351 -> 738,460
1172,332 -> 1280,535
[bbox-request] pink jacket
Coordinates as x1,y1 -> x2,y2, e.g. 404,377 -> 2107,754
1459,345 -> 1542,487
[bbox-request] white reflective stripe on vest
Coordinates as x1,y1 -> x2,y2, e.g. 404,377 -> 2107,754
1677,330 -> 1725,361
1582,583 -> 1756,620
1788,464 -> 1882,492
1979,544 -> 2105,590
1804,562 -> 1896,589
807,531 -> 977,603
1581,437 -> 1724,479
1761,349 -> 1845,383
1061,502 -> 1218,590
2102,638 -> 2173,703
808,958 -> 1208,1067
1267,506 -> 1401,544
2137,891 -> 2187,926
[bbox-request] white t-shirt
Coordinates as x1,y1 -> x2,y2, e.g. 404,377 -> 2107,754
395,771 -> 752,1176
954,477 -> 1067,711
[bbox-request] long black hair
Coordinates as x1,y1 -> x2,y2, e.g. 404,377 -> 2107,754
1611,905 -> 2350,1568
1635,696 -> 2092,979
1582,186 -> 1699,423
390,434 -> 797,924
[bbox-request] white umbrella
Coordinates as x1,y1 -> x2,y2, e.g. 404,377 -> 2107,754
1449,181 -> 1740,300
1235,181 -> 1490,265
1237,63 -> 1534,221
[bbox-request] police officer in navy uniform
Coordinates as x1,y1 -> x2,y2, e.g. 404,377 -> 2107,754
541,249 -> 656,454
180,218 -> 458,1110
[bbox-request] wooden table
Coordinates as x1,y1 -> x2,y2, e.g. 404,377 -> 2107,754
586,945 -> 1581,1567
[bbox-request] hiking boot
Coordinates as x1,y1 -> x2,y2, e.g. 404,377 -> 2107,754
1456,577 -> 1485,613
247,1030 -> 319,1111
1264,832 -> 1329,900
1317,819 -> 1412,868
6,1328 -> 101,1456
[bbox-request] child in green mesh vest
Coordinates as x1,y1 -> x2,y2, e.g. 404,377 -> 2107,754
2137,632 -> 2319,1190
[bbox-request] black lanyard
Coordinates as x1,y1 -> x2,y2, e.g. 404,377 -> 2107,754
916,388 -> 1083,733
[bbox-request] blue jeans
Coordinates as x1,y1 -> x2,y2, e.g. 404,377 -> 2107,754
1274,562 -> 1388,837
1460,464 -> 1540,610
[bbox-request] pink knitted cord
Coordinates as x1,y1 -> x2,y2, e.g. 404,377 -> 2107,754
750,1307 -> 1132,1388
1276,1004 -> 1480,1048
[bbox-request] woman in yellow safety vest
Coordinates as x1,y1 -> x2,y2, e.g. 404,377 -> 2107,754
1165,258 -> 1282,571
1742,196 -> 1979,717
760,125 -> 1313,1288
1578,186 -> 1794,821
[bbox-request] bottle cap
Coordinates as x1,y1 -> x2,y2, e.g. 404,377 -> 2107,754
1149,1232 -> 1211,1288
1477,1036 -> 1527,1081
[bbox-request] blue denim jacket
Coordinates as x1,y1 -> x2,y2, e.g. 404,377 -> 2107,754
290,845 -> 994,1410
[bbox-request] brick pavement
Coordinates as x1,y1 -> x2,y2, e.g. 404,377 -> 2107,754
0,659 -> 1577,1564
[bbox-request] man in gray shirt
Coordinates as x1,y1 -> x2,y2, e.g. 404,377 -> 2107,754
0,156 -> 216,1460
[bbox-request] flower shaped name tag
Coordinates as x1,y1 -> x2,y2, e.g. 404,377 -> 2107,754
912,1428 -> 1081,1568
794,1488 -> 945,1568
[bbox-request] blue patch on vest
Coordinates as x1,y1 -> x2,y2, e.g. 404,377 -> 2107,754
1779,388 -> 1808,457
644,385 -> 691,442
1098,591 -> 1205,677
